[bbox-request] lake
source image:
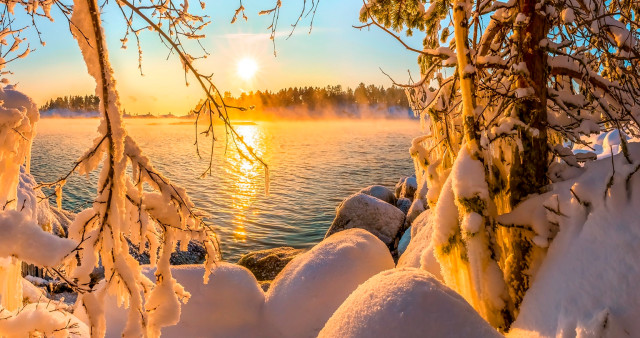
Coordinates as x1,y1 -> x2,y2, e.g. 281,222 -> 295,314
31,118 -> 422,262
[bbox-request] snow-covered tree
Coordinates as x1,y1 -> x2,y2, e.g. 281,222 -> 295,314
0,0 -> 279,336
360,0 -> 639,331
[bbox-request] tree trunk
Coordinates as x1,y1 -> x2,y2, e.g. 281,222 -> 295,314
496,0 -> 550,318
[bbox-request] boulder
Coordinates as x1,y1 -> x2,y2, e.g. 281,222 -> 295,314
325,193 -> 406,247
359,185 -> 396,205
395,176 -> 418,201
395,198 -> 412,214
406,198 -> 427,224
266,229 -> 394,338
237,247 -> 305,281
319,268 -> 501,338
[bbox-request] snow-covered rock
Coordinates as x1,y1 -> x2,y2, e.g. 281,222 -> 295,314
325,193 -> 406,247
395,176 -> 418,201
128,239 -> 208,265
406,197 -> 426,224
265,229 -> 394,338
395,197 -> 412,214
319,268 -> 502,338
105,264 -> 270,338
237,246 -> 305,281
359,185 -> 396,205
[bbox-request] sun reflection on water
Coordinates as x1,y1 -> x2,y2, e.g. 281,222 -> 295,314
225,124 -> 266,242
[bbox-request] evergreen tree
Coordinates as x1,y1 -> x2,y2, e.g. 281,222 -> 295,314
361,0 -> 640,331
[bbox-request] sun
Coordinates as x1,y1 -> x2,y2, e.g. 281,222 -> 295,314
237,57 -> 258,81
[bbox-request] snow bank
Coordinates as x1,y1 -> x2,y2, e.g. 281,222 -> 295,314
265,228 -> 394,337
105,263 -> 269,337
397,210 -> 442,280
325,193 -> 406,247
510,142 -> 640,337
319,267 -> 501,338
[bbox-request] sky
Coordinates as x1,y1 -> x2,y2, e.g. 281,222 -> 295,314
8,0 -> 424,115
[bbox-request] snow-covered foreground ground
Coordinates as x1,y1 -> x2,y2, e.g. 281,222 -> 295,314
92,136 -> 640,337
4,76 -> 640,338
3,134 -> 636,338
102,229 -> 499,338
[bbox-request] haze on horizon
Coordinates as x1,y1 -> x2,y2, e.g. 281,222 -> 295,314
8,0 -> 423,115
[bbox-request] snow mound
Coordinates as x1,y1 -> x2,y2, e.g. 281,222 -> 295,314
265,228 -> 394,338
319,267 -> 501,338
510,142 -> 640,336
326,193 -> 406,247
105,264 -> 269,338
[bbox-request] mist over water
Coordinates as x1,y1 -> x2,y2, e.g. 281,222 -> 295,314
32,118 -> 421,261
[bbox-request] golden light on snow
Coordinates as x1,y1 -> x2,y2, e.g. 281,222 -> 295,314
237,57 -> 259,81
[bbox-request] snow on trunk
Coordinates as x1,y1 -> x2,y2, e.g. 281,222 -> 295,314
432,144 -> 511,330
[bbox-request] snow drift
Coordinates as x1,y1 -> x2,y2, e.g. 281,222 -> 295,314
319,267 -> 501,338
265,228 -> 395,337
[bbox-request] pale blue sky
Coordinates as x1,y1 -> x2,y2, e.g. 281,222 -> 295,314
8,0 -> 423,114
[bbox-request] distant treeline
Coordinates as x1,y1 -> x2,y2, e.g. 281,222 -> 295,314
41,83 -> 412,119
40,95 -> 100,112
222,83 -> 410,111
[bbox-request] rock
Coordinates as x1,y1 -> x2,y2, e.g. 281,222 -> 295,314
319,268 -> 502,338
266,229 -> 394,338
128,239 -> 207,265
170,240 -> 208,264
395,176 -> 418,201
397,226 -> 411,256
237,247 -> 305,281
395,197 -> 412,214
359,185 -> 396,205
407,198 -> 427,224
326,193 -> 406,247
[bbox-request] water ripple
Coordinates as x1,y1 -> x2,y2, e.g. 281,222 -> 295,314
32,118 -> 421,262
